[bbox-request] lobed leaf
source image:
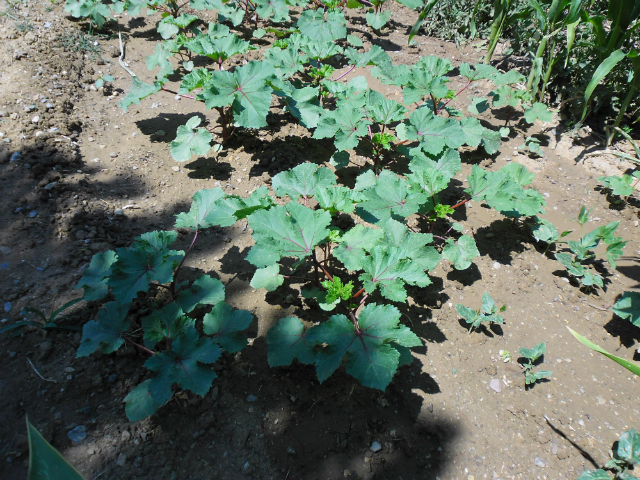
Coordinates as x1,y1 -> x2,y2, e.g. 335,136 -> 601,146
203,302 -> 253,352
76,302 -> 130,358
267,317 -> 318,366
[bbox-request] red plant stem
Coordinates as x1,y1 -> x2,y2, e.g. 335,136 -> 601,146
334,64 -> 355,82
352,287 -> 365,299
125,338 -> 156,356
438,80 -> 472,114
312,249 -> 333,282
171,229 -> 199,295
161,86 -> 196,101
451,198 -> 470,209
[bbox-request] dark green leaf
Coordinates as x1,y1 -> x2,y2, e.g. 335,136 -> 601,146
170,116 -> 213,162
76,302 -> 130,357
142,303 -> 194,342
267,317 -> 317,366
176,275 -> 225,312
203,302 -> 252,352
75,250 -> 117,301
250,264 -> 285,291
441,235 -> 479,270
27,418 -> 86,480
272,163 -> 336,201
612,291 -> 640,327
123,379 -> 168,421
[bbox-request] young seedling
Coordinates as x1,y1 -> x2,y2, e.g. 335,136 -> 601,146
518,342 -> 552,386
1,298 -> 84,335
455,293 -> 505,334
94,74 -> 114,89
577,428 -> 640,480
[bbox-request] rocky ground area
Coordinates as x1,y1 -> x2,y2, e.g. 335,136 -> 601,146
1,0 -> 640,479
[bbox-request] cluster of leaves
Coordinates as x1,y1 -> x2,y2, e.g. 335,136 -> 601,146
577,428 -> 640,480
518,342 -> 552,386
530,206 -> 626,289
455,293 -> 505,334
72,188 -> 272,419
173,157 -> 546,389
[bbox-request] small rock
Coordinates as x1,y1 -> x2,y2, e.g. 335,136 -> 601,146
0,247 -> 12,255
489,378 -> 502,393
114,208 -> 124,216
172,166 -> 180,172
121,430 -> 131,442
485,232 -> 495,239
285,294 -> 295,303
286,446 -> 296,455
242,461 -> 253,474
116,453 -> 127,466
68,425 -> 87,444
3,302 -> 10,313
492,262 -> 501,270
31,115 -> 40,124
108,374 -> 118,383
247,395 -> 258,402
10,152 -> 22,162
44,182 -> 57,190
370,441 -> 382,452
109,152 -> 118,158
534,456 -> 546,468
64,367 -> 75,373
29,210 -> 38,218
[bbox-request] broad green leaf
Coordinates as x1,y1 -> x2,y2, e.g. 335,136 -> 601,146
174,188 -> 229,229
313,104 -> 371,151
398,107 -> 466,156
157,13 -> 198,39
382,218 -> 440,271
145,326 -> 221,401
27,418 -> 86,480
459,63 -> 498,81
346,34 -> 363,46
265,46 -> 308,79
481,293 -> 497,314
250,264 -> 285,291
333,225 -> 384,271
255,0 -> 290,22
356,170 -> 429,224
407,148 -> 461,197
301,40 -> 343,61
142,303 -> 195,342
119,77 -> 161,111
359,245 -> 432,301
531,217 -> 559,243
247,202 -> 331,266
555,252 -> 584,277
502,162 -> 536,186
308,303 -> 421,389
441,235 -> 479,270
314,186 -> 355,213
179,68 -> 214,94
176,275 -> 225,312
123,379 -> 167,422
267,317 -> 317,366
568,327 -> 640,377
108,238 -> 182,304
368,98 -> 407,125
365,10 -> 391,29
371,61 -> 411,86
75,250 -> 117,301
185,31 -> 252,64
617,428 -> 640,465
612,291 -> 640,327
296,9 -> 347,42
203,302 -> 252,352
345,44 -> 391,67
146,42 -> 175,83
493,69 -> 526,86
523,102 -> 553,123
170,116 -> 213,162
64,0 -> 109,27
468,97 -> 490,115
489,86 -> 521,108
76,302 -> 130,357
402,66 -> 451,105
459,117 -> 501,154
456,304 -> 479,326
518,342 -> 546,362
272,163 -> 336,201
200,61 -> 275,129
277,84 -> 323,128
525,369 -> 552,384
599,174 -> 635,196
581,270 -> 604,288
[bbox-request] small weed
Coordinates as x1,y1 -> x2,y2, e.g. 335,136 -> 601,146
56,30 -> 103,59
518,343 -> 552,386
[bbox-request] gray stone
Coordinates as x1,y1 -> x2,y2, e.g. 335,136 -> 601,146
370,441 -> 382,452
68,425 -> 87,444
489,378 -> 502,393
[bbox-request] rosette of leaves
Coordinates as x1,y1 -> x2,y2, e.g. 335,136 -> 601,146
577,428 -> 640,480
518,342 -> 552,386
455,293 -> 505,333
73,192 -> 263,420
266,303 -> 421,390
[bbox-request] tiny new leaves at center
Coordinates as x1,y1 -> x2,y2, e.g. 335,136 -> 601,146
519,342 -> 546,362
272,162 -> 336,201
171,116 -> 214,162
321,276 -> 354,304
307,303 -> 422,390
267,316 -> 318,366
144,325 -> 222,405
203,302 -> 253,353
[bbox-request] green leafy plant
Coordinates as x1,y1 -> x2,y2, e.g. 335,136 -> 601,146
612,291 -> 640,328
94,74 -> 114,89
576,428 -> 640,479
73,188 -> 273,420
455,293 -> 506,333
518,342 -> 552,386
531,206 -> 626,289
598,171 -> 640,200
